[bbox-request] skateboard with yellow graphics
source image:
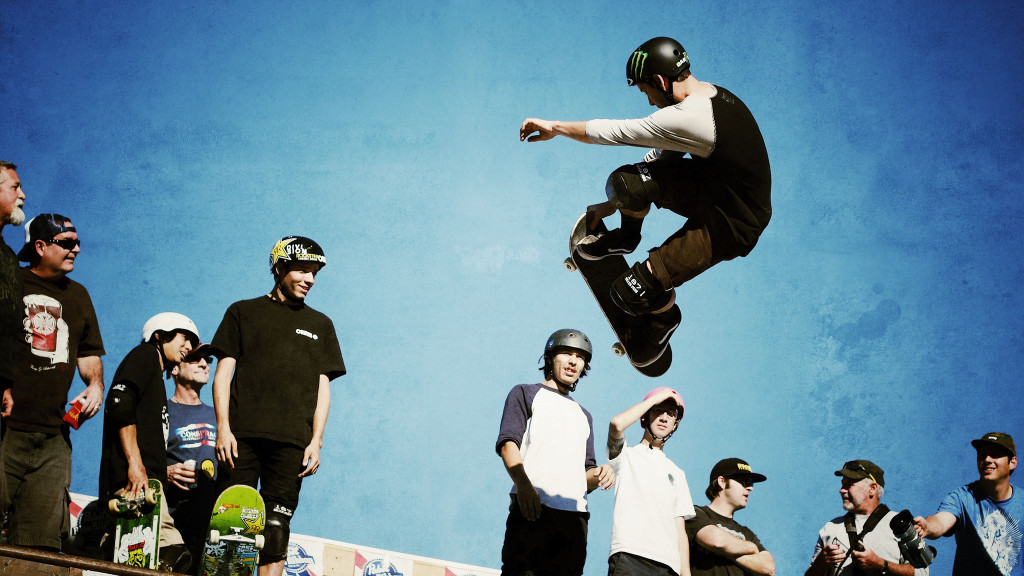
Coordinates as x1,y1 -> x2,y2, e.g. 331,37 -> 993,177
199,485 -> 266,576
108,478 -> 162,569
566,213 -> 674,377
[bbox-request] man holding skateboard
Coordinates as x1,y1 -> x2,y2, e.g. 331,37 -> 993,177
496,329 -> 615,576
521,37 -> 771,365
212,236 -> 345,576
99,312 -> 200,571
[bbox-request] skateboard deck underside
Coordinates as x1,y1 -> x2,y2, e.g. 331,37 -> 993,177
568,214 -> 672,377
112,479 -> 162,569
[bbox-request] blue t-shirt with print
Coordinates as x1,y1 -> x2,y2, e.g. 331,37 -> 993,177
939,481 -> 1023,576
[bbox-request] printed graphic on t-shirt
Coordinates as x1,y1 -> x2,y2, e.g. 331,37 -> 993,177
715,523 -> 749,541
174,422 -> 216,449
980,506 -> 1022,575
23,293 -> 70,365
162,406 -> 169,444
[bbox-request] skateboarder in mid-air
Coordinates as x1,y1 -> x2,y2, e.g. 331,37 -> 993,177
520,37 -> 772,366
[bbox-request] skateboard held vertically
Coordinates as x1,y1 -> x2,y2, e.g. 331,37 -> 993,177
199,485 -> 266,576
566,213 -> 675,377
109,478 -> 162,569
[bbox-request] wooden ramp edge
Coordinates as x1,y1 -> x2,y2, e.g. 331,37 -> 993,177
0,544 -> 190,576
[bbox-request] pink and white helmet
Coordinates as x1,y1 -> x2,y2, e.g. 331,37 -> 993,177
644,387 -> 685,419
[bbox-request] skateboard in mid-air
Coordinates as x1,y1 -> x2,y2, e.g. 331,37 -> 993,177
566,213 -> 675,377
199,485 -> 266,576
108,478 -> 162,569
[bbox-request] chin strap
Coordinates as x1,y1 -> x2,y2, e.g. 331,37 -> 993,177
555,373 -> 578,392
647,425 -> 674,447
643,417 -> 675,448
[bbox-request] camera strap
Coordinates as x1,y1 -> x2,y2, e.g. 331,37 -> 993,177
837,504 -> 891,575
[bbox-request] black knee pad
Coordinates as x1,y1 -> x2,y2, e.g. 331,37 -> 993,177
260,510 -> 291,563
605,163 -> 661,211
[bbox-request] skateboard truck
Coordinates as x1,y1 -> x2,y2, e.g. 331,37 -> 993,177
209,526 -> 266,549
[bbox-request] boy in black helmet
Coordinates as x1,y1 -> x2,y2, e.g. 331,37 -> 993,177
520,37 -> 771,366
212,236 -> 345,576
496,329 -> 615,576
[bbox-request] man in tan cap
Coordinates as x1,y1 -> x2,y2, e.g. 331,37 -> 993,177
914,432 -> 1021,576
805,460 -> 926,576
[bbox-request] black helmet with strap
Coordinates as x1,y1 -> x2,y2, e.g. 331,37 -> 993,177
626,37 -> 689,86
541,329 -> 592,391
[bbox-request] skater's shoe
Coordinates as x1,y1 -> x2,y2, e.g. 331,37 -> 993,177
610,260 -> 674,316
158,544 -> 193,573
629,305 -> 682,367
575,228 -> 641,261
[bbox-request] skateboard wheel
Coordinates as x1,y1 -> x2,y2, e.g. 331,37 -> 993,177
144,486 -> 158,506
612,342 -> 626,357
209,530 -> 220,545
254,535 -> 265,549
108,499 -> 121,513
564,257 -> 577,272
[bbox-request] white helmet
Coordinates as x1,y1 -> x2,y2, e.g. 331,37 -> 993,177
141,312 -> 200,344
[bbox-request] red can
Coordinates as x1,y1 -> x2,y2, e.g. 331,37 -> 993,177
63,400 -> 83,430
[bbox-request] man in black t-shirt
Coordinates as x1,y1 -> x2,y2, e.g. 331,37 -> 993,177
99,312 -> 201,572
2,214 -> 104,551
213,236 -> 345,576
686,458 -> 775,576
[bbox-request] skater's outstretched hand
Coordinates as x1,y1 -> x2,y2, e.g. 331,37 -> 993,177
586,201 -> 617,230
520,118 -> 557,142
519,118 -> 591,143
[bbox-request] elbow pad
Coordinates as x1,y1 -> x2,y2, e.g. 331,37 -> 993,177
105,382 -> 138,427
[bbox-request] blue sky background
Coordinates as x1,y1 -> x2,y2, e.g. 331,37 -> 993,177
3,1 -> 1023,574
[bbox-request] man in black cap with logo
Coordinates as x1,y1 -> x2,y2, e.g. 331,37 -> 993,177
212,236 -> 346,576
914,432 -> 1021,576
2,213 -> 105,550
805,460 -> 926,576
686,458 -> 775,576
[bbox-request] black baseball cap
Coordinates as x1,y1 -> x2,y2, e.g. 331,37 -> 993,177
835,460 -> 885,487
183,343 -> 221,363
705,458 -> 767,499
18,213 -> 76,261
971,432 -> 1016,457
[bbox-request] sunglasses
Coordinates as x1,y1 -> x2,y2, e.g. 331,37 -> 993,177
729,475 -> 756,488
44,237 -> 81,251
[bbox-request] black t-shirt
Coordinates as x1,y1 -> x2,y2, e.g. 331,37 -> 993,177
686,505 -> 766,576
694,86 -> 772,258
99,344 -> 169,499
212,296 -> 345,448
9,268 -> 105,434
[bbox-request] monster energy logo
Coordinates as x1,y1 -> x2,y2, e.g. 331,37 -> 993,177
628,50 -> 649,84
